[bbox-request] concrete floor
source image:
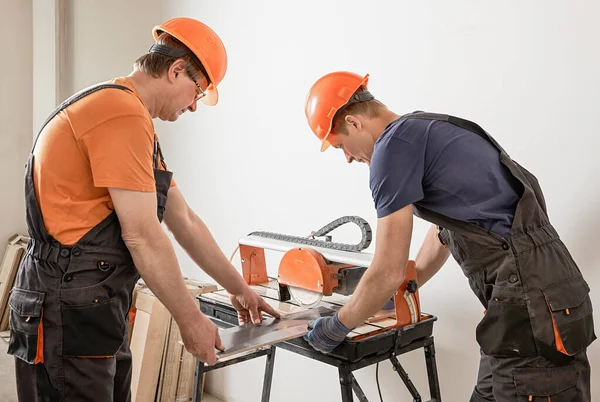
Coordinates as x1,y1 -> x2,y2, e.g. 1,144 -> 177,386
0,341 -> 222,402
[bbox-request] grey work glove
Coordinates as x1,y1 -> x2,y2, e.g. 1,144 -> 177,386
304,312 -> 353,354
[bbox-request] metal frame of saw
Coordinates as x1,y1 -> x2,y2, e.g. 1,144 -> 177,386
195,293 -> 441,402
238,234 -> 422,333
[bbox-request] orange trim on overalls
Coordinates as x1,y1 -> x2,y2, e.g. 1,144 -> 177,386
34,308 -> 44,364
62,342 -> 124,359
544,298 -> 570,355
128,305 -> 136,324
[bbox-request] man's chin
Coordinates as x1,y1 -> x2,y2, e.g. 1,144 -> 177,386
157,114 -> 179,122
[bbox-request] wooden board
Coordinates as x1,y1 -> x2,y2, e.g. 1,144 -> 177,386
347,323 -> 382,339
130,280 -> 217,402
366,310 -> 396,323
175,345 -> 199,401
368,318 -> 398,328
158,318 -> 185,402
130,288 -> 171,402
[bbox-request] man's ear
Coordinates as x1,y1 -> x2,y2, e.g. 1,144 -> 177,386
345,115 -> 362,131
167,59 -> 187,82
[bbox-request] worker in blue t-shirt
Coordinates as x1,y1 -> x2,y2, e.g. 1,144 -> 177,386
301,71 -> 595,402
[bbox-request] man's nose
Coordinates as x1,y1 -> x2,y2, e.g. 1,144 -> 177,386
188,100 -> 198,113
344,150 -> 353,164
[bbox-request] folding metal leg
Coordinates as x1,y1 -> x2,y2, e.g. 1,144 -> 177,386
191,347 -> 273,402
192,358 -> 206,402
390,355 -> 422,402
339,366 -> 354,402
261,347 -> 276,402
424,339 -> 442,401
350,372 -> 369,402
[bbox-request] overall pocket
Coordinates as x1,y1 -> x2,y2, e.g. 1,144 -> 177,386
476,299 -> 538,357
7,288 -> 45,364
513,365 -> 578,401
61,297 -> 126,357
541,275 -> 596,356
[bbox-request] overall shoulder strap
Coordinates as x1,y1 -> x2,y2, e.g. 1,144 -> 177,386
398,112 -> 491,143
32,84 -> 133,152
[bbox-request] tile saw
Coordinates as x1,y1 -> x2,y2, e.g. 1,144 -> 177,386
194,217 -> 442,401
240,216 -> 420,329
201,216 -> 434,356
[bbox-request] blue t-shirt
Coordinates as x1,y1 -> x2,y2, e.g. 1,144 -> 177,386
369,114 -> 523,238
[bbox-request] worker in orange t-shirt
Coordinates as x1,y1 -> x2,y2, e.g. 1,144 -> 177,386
7,17 -> 280,401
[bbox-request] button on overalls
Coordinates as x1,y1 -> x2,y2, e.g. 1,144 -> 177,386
7,84 -> 172,401
405,113 -> 595,401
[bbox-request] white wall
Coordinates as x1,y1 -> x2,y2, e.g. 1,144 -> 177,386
61,0 -> 165,96
32,0 -> 61,136
0,1 -> 32,244
37,1 -> 600,400
158,1 -> 600,401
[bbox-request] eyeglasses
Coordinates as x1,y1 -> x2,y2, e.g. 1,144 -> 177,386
187,72 -> 207,102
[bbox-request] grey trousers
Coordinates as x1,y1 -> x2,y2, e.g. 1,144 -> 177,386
469,350 -> 591,401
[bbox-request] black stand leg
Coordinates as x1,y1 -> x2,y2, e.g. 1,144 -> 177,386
350,372 -> 369,402
339,366 -> 354,402
190,347 -> 273,402
390,355 -> 421,402
261,347 -> 276,402
424,338 -> 442,401
192,358 -> 206,402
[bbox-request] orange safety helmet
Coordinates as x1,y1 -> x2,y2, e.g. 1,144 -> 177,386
304,71 -> 370,151
152,17 -> 227,106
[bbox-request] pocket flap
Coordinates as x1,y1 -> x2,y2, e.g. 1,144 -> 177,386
513,365 -> 577,396
542,275 -> 590,311
8,288 -> 45,317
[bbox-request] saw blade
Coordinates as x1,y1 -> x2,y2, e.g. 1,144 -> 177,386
288,286 -> 323,308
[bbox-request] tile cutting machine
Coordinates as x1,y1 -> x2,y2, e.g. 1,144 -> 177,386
195,217 -> 442,401
238,215 -> 421,333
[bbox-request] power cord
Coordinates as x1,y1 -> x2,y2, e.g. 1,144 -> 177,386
376,362 -> 383,402
229,244 -> 239,263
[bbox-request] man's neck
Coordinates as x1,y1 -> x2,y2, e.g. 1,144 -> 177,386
369,109 -> 401,142
127,70 -> 164,118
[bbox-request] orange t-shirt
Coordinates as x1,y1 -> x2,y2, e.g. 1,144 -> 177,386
33,77 -> 175,245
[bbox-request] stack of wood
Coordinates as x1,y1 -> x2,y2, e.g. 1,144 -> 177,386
129,279 -> 218,402
0,234 -> 29,340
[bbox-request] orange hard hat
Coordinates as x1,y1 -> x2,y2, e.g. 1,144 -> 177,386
304,71 -> 369,151
152,17 -> 227,106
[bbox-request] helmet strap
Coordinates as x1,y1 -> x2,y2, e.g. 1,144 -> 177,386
347,91 -> 375,105
148,44 -> 203,73
332,90 -> 375,124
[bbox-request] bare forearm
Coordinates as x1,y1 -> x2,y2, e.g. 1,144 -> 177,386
414,225 -> 450,286
338,260 -> 407,329
337,206 -> 414,329
124,230 -> 200,325
172,214 -> 248,296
